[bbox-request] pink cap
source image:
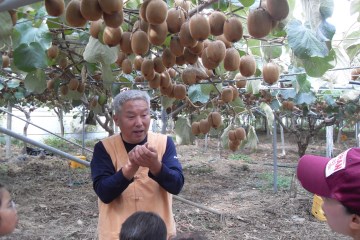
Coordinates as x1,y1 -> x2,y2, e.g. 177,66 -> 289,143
297,148 -> 360,214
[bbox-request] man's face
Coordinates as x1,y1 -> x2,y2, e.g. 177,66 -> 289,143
114,99 -> 150,144
0,189 -> 18,236
322,197 -> 353,236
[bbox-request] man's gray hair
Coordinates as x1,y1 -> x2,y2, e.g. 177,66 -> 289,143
113,90 -> 150,115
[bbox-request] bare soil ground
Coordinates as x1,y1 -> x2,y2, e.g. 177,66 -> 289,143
0,132 -> 355,240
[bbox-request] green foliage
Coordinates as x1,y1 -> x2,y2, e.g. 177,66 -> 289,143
174,117 -> 193,145
260,172 -> 292,190
24,69 -> 47,94
42,136 -> 70,151
0,12 -> 13,46
229,153 -> 252,162
13,43 -> 47,72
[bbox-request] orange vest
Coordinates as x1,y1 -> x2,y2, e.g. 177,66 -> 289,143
98,132 -> 176,240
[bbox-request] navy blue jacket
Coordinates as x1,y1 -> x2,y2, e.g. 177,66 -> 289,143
91,135 -> 184,204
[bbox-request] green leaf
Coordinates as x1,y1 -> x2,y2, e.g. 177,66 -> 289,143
294,72 -> 311,93
246,79 -> 261,94
126,0 -> 142,9
14,42 -> 47,72
101,64 -> 115,90
161,96 -> 175,109
7,79 -> 21,88
318,20 -> 335,41
188,85 -> 210,103
261,41 -> 282,60
295,92 -> 316,105
241,125 -> 258,151
319,0 -> 334,19
302,49 -> 336,77
220,123 -> 233,149
286,19 -> 329,59
83,36 -> 118,64
343,30 -> 360,60
239,0 -> 255,7
24,69 -> 46,94
247,39 -> 261,57
212,0 -> 228,11
14,20 -> 52,49
229,96 -> 246,113
259,102 -> 274,131
0,83 -> 3,91
280,89 -> 297,99
174,117 -> 193,145
0,12 -> 13,46
350,0 -> 360,19
14,91 -> 25,100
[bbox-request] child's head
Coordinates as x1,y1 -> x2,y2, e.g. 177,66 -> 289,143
120,211 -> 167,240
297,148 -> 360,238
0,184 -> 18,236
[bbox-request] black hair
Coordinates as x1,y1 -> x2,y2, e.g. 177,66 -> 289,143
344,204 -> 360,216
120,211 -> 167,240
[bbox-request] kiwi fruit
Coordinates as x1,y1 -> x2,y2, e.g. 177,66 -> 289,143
263,62 -> 279,85
223,17 -> 243,42
133,19 -> 149,32
8,10 -> 17,26
103,10 -> 123,28
65,0 -> 87,27
131,30 -> 149,55
77,82 -> 86,93
68,78 -> 79,90
235,127 -> 246,140
135,75 -> 145,82
221,87 -> 233,103
239,55 -> 256,77
170,36 -> 185,57
229,140 -> 239,151
173,84 -> 187,100
179,21 -> 198,48
121,58 -> 133,74
134,56 -> 143,71
167,7 -> 186,34
153,56 -> 166,73
90,96 -> 98,108
45,0 -> 65,17
209,11 -> 226,36
181,68 -> 197,85
267,0 -> 289,20
188,41 -> 204,55
231,86 -> 239,100
90,19 -> 104,39
168,68 -> 177,78
199,119 -> 210,134
208,112 -> 222,128
162,48 -> 176,68
58,57 -> 68,69
183,48 -> 198,65
139,0 -> 150,21
47,45 -> 59,59
224,47 -> 240,71
98,0 -> 123,15
116,51 -> 127,67
141,58 -> 155,79
176,55 -> 186,66
174,0 -> 190,12
148,21 -> 168,46
201,50 -> 219,70
146,0 -> 168,25
60,84 -> 69,95
351,68 -> 360,80
80,0 -> 102,21
215,35 -> 232,48
160,70 -> 171,88
119,32 -> 133,54
189,14 -> 210,41
228,130 -> 237,141
235,73 -> 247,88
47,79 -> 56,90
148,73 -> 161,88
103,26 -> 122,47
206,40 -> 226,63
191,122 -> 201,135
93,71 -> 102,81
247,8 -> 273,39
160,83 -> 175,97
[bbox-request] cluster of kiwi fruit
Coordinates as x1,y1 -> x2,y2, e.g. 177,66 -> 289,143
220,86 -> 239,104
191,111 -> 222,135
247,0 -> 289,39
228,127 -> 246,151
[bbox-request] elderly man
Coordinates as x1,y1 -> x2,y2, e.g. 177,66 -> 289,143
91,90 -> 184,240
